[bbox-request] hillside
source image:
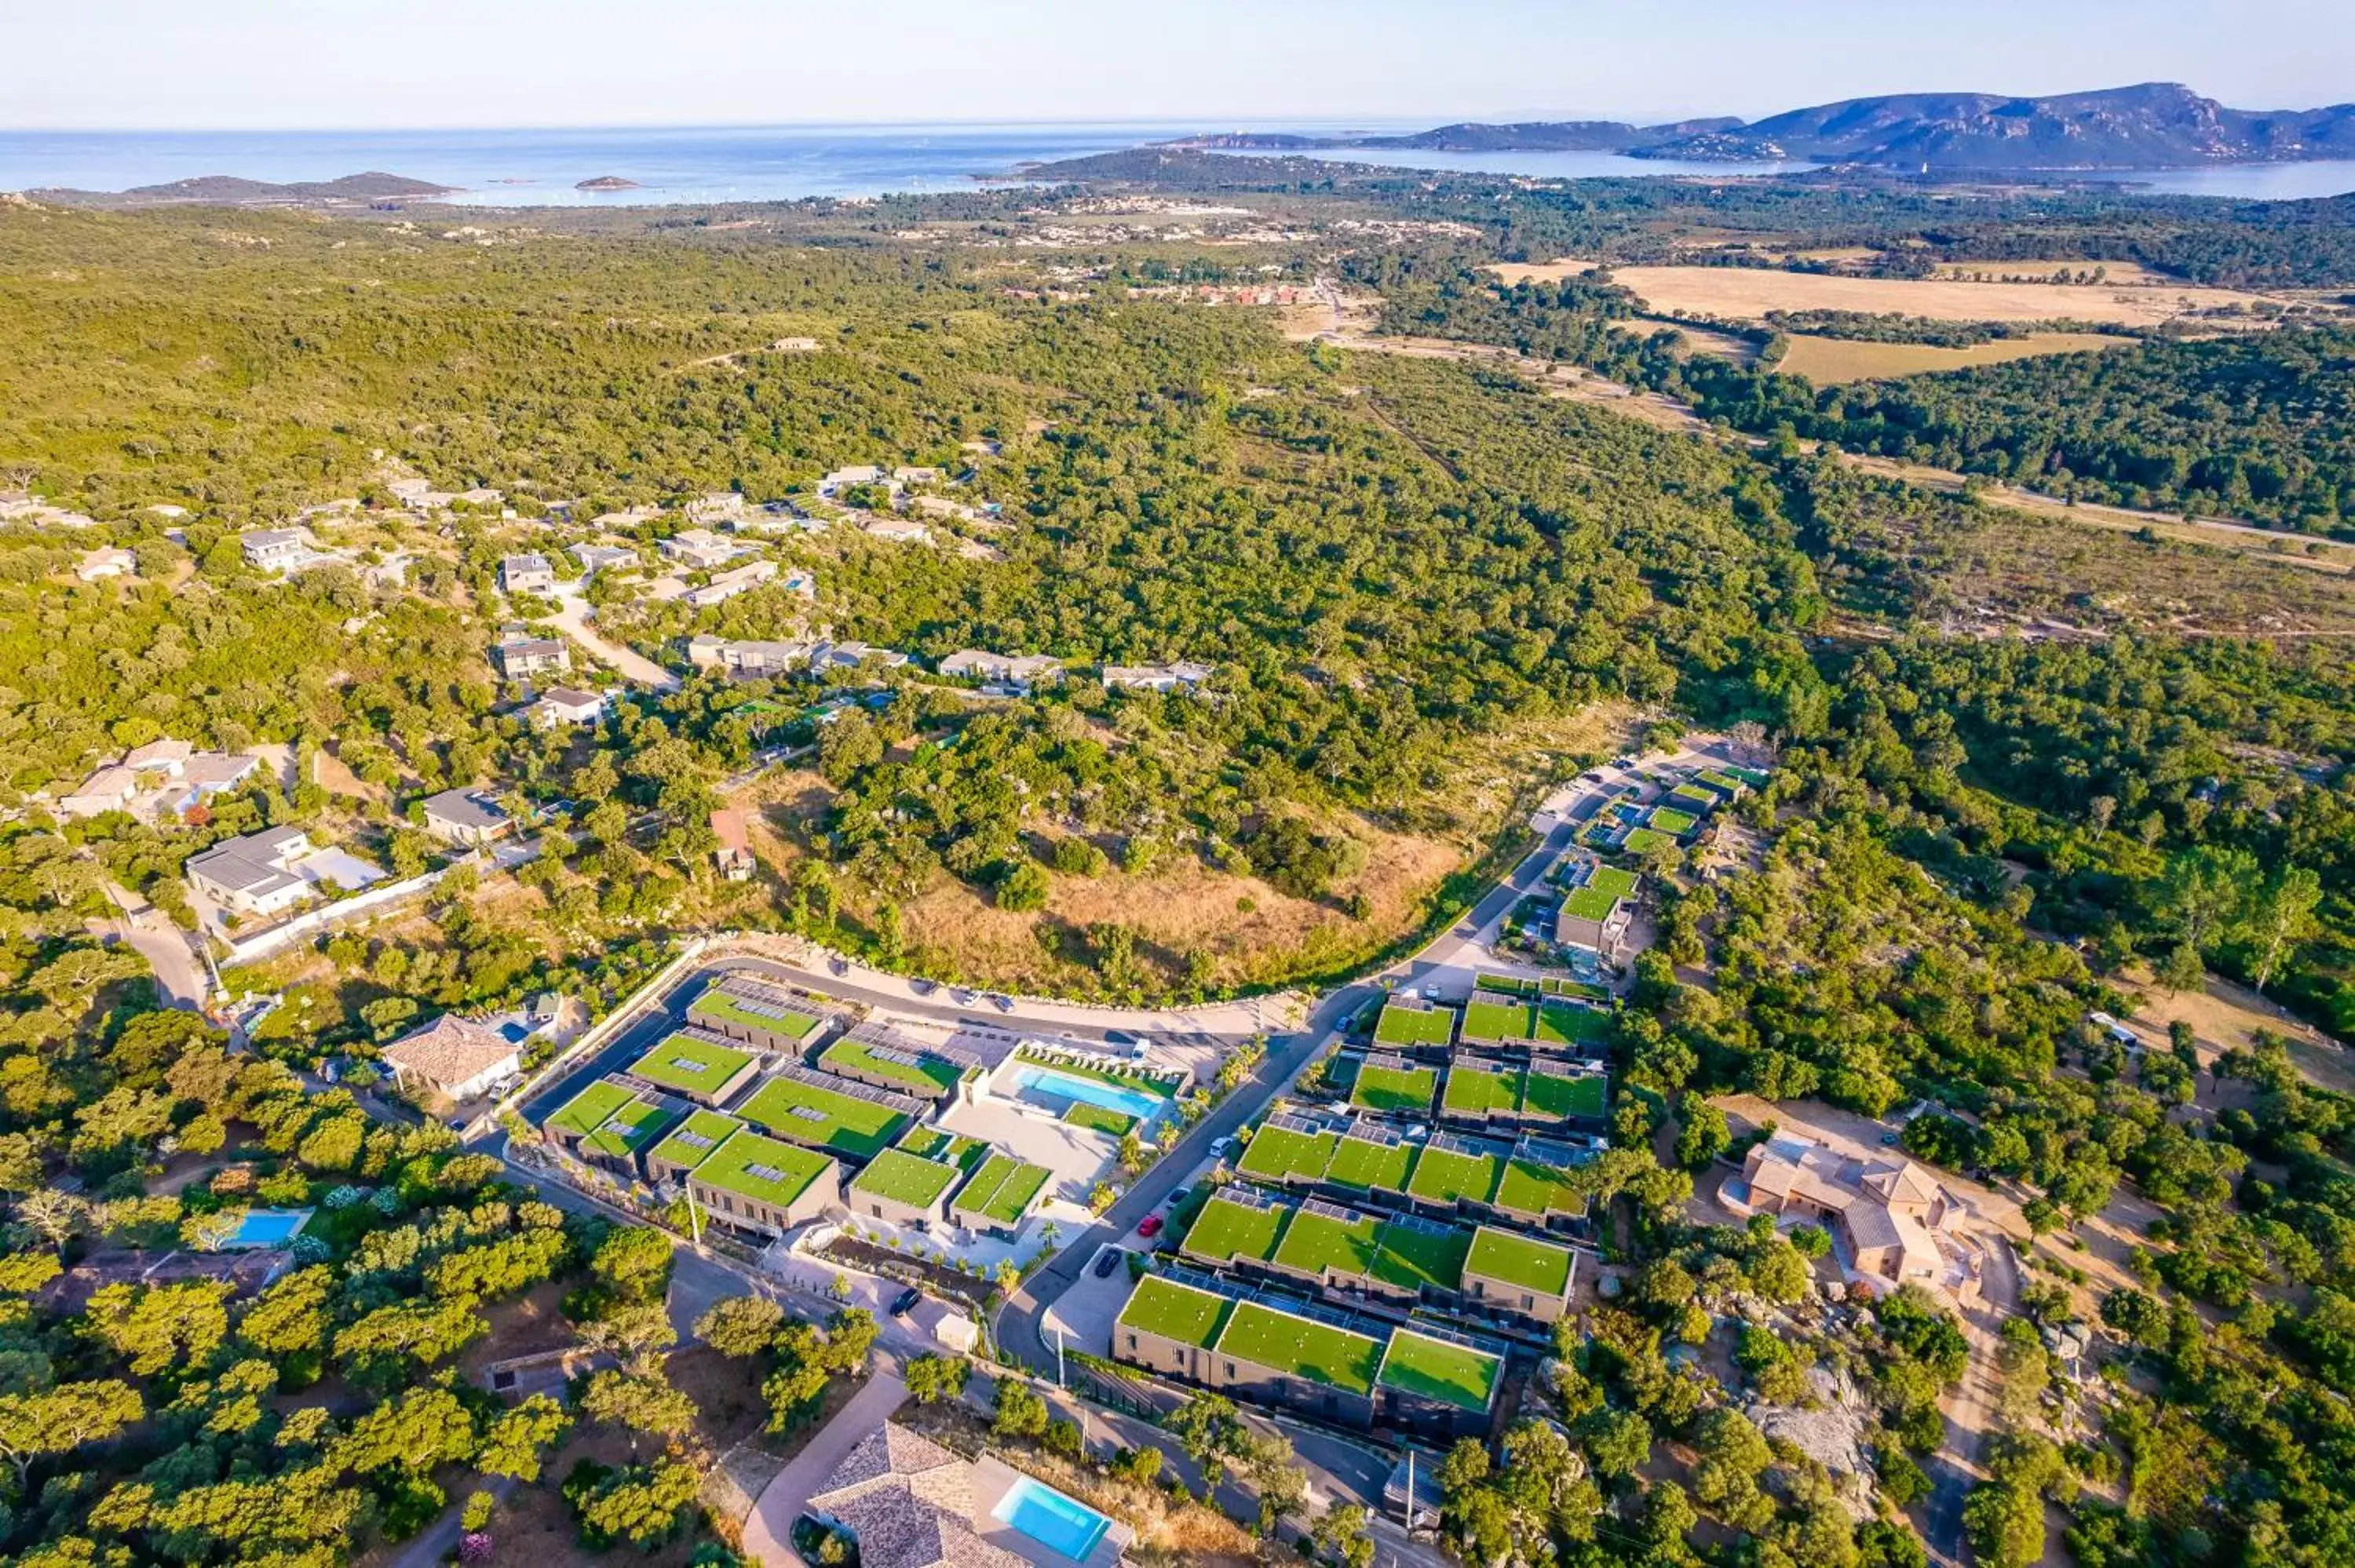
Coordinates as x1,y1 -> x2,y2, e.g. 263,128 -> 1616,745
1191,82 -> 2355,171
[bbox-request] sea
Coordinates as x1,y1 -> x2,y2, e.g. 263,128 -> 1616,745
5,122 -> 2355,205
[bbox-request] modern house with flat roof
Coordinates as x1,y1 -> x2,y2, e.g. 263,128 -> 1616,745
1112,1268 -> 1500,1438
733,1065 -> 925,1162
542,1075 -> 688,1179
624,1027 -> 762,1108
686,635 -> 814,679
59,765 -> 141,820
659,527 -> 747,571
1554,863 -> 1639,959
240,529 -> 309,571
1101,662 -> 1212,693
499,553 -> 556,594
533,687 -> 606,728
642,1110 -> 746,1190
569,542 -> 637,576
495,635 -> 570,680
419,787 -> 513,848
947,1151 -> 1052,1239
687,975 -> 833,1052
381,1014 -> 523,1103
938,650 -> 1063,694
1461,1224 -> 1577,1326
185,826 -> 382,917
845,1148 -> 965,1228
819,1021 -> 983,1105
682,1126 -> 843,1240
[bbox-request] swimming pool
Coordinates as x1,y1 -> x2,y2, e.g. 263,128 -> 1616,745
1011,1063 -> 1165,1121
991,1475 -> 1114,1561
222,1208 -> 313,1248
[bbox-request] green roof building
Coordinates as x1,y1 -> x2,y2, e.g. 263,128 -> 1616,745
686,1127 -> 844,1239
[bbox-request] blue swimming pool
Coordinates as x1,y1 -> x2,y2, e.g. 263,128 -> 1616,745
224,1208 -> 312,1248
991,1475 -> 1114,1561
1010,1063 -> 1165,1121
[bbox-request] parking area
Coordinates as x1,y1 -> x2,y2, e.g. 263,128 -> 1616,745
1039,1241 -> 1137,1358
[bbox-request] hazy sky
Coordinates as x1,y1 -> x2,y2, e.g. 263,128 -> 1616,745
9,0 -> 2353,129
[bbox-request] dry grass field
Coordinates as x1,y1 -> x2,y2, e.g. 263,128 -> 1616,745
1612,264 -> 2293,327
1776,330 -> 2127,383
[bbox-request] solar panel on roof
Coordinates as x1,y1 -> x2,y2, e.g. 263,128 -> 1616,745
673,1130 -> 715,1150
867,1045 -> 924,1068
745,1162 -> 790,1182
788,1105 -> 829,1122
668,1057 -> 708,1073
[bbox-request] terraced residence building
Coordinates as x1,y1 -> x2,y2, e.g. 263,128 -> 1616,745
623,1027 -> 762,1108
735,1063 -> 927,1162
846,1147 -> 965,1228
677,1125 -> 844,1240
1554,864 -> 1640,959
643,1110 -> 746,1191
1461,1224 -> 1578,1326
1236,1112 -> 1601,1234
1181,1187 -> 1473,1312
947,1151 -> 1053,1239
542,1075 -> 688,1179
1113,1270 -> 1502,1439
686,975 -> 834,1053
1437,1055 -> 1611,1133
819,1021 -> 984,1106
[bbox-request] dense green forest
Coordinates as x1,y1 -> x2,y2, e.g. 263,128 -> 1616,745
1367,258 -> 2355,534
5,187 -> 2355,1568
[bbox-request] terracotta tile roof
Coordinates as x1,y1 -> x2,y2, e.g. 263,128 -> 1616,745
809,1425 -> 1027,1568
382,1014 -> 517,1088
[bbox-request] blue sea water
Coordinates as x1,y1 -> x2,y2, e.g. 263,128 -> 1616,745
5,123 -> 2353,205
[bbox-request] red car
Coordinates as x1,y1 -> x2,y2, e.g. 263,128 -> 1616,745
1136,1214 -> 1164,1239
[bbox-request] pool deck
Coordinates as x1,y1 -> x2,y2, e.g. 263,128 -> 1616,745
970,1455 -> 1134,1568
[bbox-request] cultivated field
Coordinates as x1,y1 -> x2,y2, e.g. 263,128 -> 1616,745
1776,330 -> 2127,383
1928,259 -> 2175,285
1610,264 -> 2296,327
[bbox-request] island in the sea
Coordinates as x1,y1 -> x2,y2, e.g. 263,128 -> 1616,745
575,175 -> 642,191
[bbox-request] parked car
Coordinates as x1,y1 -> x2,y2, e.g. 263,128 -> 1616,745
1421,984 -> 1441,1001
1137,1214 -> 1164,1239
1168,1186 -> 1193,1207
1093,1248 -> 1123,1278
890,1286 -> 922,1318
1209,1135 -> 1238,1161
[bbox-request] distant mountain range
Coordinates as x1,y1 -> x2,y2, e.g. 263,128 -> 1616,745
1178,83 -> 2355,171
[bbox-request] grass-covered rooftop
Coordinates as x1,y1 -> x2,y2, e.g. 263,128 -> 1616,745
1117,1274 -> 1233,1347
1214,1300 -> 1383,1395
1523,1064 -> 1608,1120
582,1095 -> 684,1161
954,1152 -> 1053,1225
1370,1220 -> 1472,1293
820,1036 -> 968,1096
692,1128 -> 834,1210
1406,1142 -> 1502,1206
1466,1224 -> 1573,1295
627,1031 -> 755,1099
735,1074 -> 910,1159
689,987 -> 824,1040
1182,1192 -> 1290,1265
1493,1154 -> 1586,1220
1350,1059 -> 1438,1114
1377,1329 -> 1502,1413
1237,1122 -> 1336,1183
1460,997 -> 1535,1045
1372,998 -> 1456,1048
848,1147 -> 962,1209
1271,1205 -> 1382,1281
1324,1129 -> 1414,1193
647,1109 -> 742,1172
1531,1001 -> 1610,1048
546,1079 -> 635,1140
1442,1062 -> 1523,1118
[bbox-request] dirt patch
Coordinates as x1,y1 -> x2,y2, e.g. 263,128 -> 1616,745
2110,969 -> 2353,1090
1638,317 -> 1762,365
312,745 -> 386,802
1611,265 -> 2301,329
1776,330 -> 2127,384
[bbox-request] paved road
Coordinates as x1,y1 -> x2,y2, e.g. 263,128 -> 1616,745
99,880 -> 207,1009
